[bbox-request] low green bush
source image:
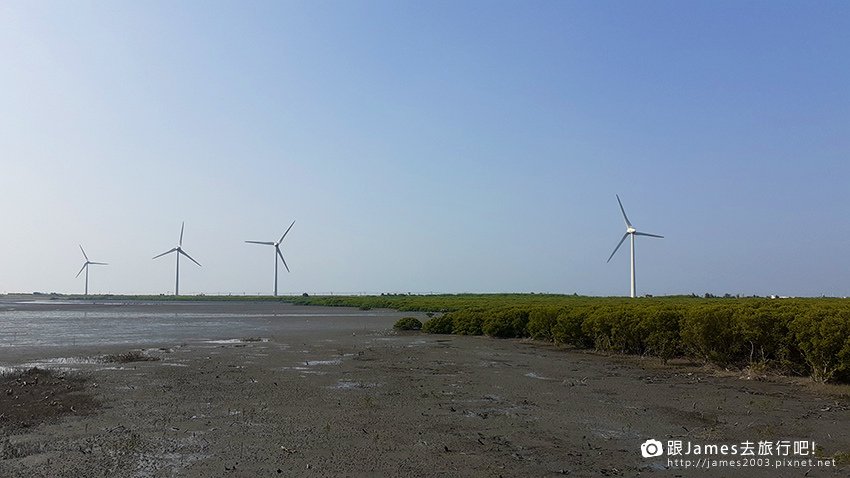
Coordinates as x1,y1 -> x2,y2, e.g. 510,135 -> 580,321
610,307 -> 646,354
791,308 -> 850,382
450,309 -> 485,335
527,307 -> 560,341
482,309 -> 530,338
736,305 -> 796,368
640,307 -> 683,362
681,305 -> 745,366
552,307 -> 593,347
393,316 -> 423,331
422,314 -> 454,334
581,306 -> 651,354
581,306 -> 621,351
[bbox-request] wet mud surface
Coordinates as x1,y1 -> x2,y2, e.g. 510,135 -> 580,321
1,301 -> 848,476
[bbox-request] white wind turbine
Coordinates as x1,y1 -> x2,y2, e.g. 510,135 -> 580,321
245,220 -> 295,296
76,245 -> 107,296
153,222 -> 201,295
606,195 -> 663,298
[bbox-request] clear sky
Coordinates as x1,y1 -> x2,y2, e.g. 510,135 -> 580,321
1,1 -> 848,297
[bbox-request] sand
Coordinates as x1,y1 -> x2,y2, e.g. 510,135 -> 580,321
1,301 -> 848,477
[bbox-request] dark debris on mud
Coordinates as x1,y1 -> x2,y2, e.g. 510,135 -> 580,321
1,367 -> 99,434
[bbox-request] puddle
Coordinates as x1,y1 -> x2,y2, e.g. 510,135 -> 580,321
205,338 -> 269,344
330,380 -> 381,390
279,366 -> 309,371
11,354 -> 161,370
306,359 -> 342,366
278,365 -> 327,375
21,357 -> 103,366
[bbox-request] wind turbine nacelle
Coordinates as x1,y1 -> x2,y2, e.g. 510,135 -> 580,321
627,227 -> 636,234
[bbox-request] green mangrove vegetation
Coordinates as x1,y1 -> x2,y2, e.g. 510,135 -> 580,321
290,294 -> 850,384
392,316 -> 423,331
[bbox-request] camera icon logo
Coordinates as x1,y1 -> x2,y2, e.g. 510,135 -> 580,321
640,439 -> 664,458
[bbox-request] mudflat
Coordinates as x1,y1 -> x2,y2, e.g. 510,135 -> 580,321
1,301 -> 848,477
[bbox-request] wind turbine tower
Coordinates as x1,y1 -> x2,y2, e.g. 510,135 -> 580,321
245,220 -> 295,296
606,195 -> 664,298
153,222 -> 202,295
76,245 -> 107,295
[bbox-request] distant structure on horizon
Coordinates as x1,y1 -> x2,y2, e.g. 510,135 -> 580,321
245,220 -> 295,296
606,195 -> 664,298
153,221 -> 201,295
75,245 -> 107,296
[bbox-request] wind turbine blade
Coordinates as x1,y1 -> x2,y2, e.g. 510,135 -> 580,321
616,195 -> 633,228
179,249 -> 202,267
635,231 -> 664,239
75,263 -> 87,278
276,247 -> 290,272
90,262 -> 108,265
79,245 -> 89,261
607,233 -> 629,263
179,221 -> 185,246
153,248 -> 177,260
279,220 -> 295,243
245,240 -> 275,245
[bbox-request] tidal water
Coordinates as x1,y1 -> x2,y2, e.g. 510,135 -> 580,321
0,300 -> 401,349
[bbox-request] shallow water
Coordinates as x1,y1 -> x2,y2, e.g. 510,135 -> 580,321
0,301 -> 401,349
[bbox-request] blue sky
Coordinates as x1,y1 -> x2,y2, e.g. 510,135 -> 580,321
1,1 -> 848,296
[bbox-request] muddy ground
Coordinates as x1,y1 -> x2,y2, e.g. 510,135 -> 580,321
0,301 -> 848,477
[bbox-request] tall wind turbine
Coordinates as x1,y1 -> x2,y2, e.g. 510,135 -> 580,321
153,222 -> 201,295
76,245 -> 107,296
606,195 -> 663,298
245,220 -> 295,296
